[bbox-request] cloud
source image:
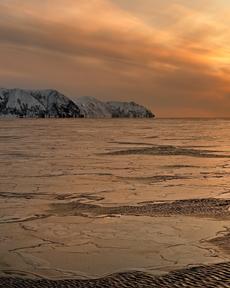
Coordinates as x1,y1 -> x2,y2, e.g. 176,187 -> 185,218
0,0 -> 229,116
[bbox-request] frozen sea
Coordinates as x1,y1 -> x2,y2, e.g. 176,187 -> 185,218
0,118 -> 230,279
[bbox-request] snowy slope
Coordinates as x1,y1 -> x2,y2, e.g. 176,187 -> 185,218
74,96 -> 111,118
0,88 -> 81,118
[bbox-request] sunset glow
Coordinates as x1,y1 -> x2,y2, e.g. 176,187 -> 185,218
1,0 -> 230,117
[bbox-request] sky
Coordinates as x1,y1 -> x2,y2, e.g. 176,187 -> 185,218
0,0 -> 230,117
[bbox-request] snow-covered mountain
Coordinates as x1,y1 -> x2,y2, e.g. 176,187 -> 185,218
0,88 -> 81,118
0,89 -> 155,118
74,96 -> 154,118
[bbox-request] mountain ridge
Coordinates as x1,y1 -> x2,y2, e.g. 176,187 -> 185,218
0,88 -> 155,118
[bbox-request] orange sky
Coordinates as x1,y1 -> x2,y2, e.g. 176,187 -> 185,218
0,0 -> 230,117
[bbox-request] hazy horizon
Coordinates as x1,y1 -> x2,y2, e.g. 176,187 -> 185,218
1,0 -> 230,117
